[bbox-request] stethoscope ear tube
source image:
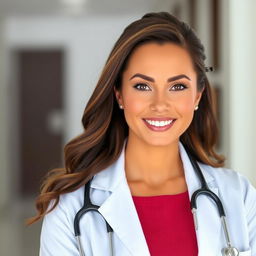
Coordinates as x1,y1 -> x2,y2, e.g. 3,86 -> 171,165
76,235 -> 85,256
73,144 -> 240,256
183,145 -> 239,256
74,177 -> 114,255
183,145 -> 225,217
191,189 -> 225,217
74,177 -> 94,236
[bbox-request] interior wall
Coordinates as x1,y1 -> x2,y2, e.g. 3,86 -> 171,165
194,0 -> 230,163
6,15 -> 139,137
219,0 -> 231,168
194,0 -> 256,186
0,18 -> 9,209
229,0 -> 256,185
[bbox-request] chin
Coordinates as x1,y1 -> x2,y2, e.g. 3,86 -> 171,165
142,136 -> 178,147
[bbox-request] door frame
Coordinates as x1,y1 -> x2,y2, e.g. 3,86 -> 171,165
7,45 -> 67,204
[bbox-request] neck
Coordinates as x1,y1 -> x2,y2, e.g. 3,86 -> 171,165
124,136 -> 184,186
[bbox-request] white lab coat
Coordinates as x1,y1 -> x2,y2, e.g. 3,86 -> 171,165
40,141 -> 256,256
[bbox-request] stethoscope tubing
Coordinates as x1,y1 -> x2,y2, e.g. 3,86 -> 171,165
185,148 -> 226,217
74,147 -> 240,256
185,146 -> 239,256
74,177 -> 113,256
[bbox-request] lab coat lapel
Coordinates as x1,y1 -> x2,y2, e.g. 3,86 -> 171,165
98,180 -> 150,255
90,139 -> 150,256
179,142 -> 222,256
90,140 -> 223,256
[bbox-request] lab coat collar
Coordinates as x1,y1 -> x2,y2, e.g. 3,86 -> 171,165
90,140 -> 222,256
90,139 -> 215,192
90,138 -> 128,193
91,138 -> 151,255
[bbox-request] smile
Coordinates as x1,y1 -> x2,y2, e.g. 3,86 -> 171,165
142,118 -> 176,132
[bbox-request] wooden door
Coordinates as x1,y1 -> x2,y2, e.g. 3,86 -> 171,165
17,49 -> 64,197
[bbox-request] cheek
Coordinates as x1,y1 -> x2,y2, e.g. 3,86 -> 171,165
121,88 -> 198,117
123,91 -> 148,114
173,95 -> 196,115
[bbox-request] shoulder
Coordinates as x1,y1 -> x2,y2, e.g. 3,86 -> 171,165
199,162 -> 256,206
40,186 -> 85,254
199,163 -> 256,251
43,185 -> 85,229
46,182 -> 110,222
200,162 -> 254,188
57,185 -> 85,221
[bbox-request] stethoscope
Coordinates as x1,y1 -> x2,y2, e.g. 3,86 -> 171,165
74,146 -> 240,256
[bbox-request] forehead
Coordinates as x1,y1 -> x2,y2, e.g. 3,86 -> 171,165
123,42 -> 196,78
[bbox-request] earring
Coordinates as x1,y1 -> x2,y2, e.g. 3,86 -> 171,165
119,104 -> 123,109
194,105 -> 199,111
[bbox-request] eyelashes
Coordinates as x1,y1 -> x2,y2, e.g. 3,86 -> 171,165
132,83 -> 188,91
133,83 -> 150,91
171,84 -> 188,91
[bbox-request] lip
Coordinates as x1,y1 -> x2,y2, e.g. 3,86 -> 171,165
142,118 -> 176,132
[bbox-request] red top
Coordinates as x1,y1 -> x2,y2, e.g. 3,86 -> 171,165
132,191 -> 198,256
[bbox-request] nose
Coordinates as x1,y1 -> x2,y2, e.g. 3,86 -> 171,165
150,92 -> 170,112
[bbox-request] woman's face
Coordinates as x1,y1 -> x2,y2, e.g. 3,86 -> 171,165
114,42 -> 203,146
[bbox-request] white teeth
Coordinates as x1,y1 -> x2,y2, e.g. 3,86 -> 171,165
145,119 -> 174,127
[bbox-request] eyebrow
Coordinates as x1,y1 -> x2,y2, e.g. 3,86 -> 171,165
129,73 -> 191,82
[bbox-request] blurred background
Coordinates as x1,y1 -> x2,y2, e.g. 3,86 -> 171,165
0,0 -> 256,255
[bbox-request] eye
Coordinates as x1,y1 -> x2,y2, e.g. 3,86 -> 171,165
133,83 -> 151,91
170,84 -> 187,91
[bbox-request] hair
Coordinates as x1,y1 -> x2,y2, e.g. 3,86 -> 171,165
27,12 -> 225,225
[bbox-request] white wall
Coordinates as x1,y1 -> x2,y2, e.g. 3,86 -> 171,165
194,0 -> 231,164
229,0 -> 256,185
177,0 -> 256,186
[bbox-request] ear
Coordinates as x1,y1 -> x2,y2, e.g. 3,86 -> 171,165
113,86 -> 123,106
195,87 -> 205,106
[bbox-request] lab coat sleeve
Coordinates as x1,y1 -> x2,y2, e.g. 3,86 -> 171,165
39,199 -> 79,256
241,174 -> 256,254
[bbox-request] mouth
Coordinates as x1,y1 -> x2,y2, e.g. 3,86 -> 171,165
142,118 -> 176,132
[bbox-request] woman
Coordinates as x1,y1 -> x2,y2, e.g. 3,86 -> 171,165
28,12 -> 256,255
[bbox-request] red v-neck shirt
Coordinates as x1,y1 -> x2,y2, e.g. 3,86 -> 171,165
132,191 -> 198,256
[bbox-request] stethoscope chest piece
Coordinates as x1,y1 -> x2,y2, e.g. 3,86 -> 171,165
222,246 -> 239,256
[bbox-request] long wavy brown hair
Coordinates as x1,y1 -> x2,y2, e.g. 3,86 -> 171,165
28,12 -> 225,225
